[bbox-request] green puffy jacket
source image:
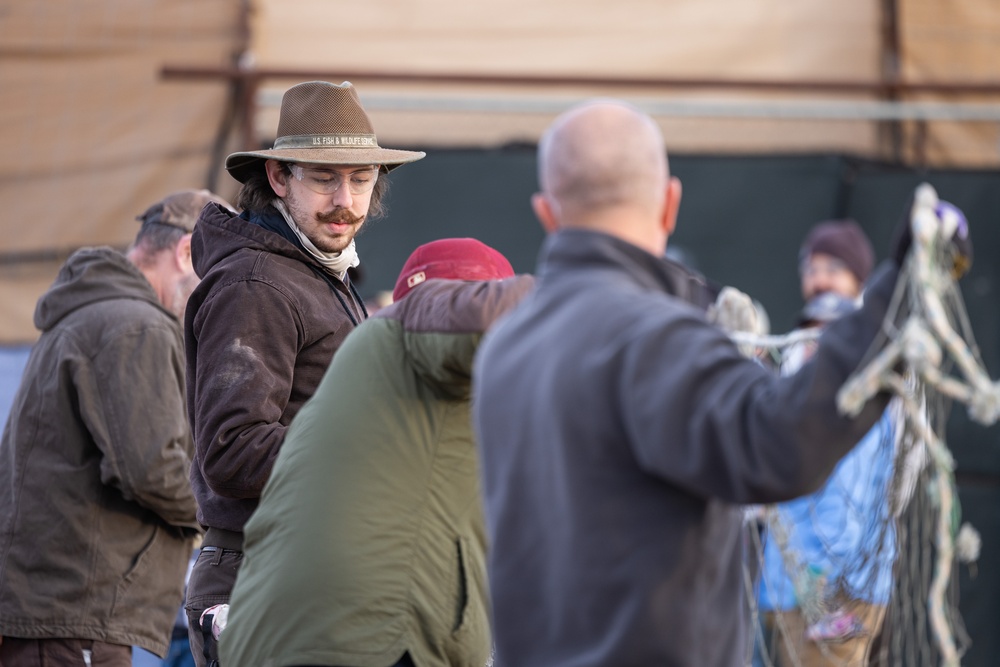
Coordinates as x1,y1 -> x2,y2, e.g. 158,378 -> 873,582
221,276 -> 533,667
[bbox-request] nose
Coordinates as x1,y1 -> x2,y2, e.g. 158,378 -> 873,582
329,180 -> 354,208
812,271 -> 833,290
802,268 -> 831,299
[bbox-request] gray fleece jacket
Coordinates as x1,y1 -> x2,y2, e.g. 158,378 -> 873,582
474,229 -> 896,667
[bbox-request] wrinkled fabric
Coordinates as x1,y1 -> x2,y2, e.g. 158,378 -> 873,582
473,229 -> 897,667
758,414 -> 897,612
220,277 -> 532,667
0,247 -> 198,656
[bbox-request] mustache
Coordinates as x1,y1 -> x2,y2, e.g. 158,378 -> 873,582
316,208 -> 364,225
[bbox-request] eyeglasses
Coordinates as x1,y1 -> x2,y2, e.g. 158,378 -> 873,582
289,164 -> 379,196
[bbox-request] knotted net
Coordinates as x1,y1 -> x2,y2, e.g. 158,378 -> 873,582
714,184 -> 991,667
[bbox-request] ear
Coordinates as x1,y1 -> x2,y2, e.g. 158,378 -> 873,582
265,159 -> 290,197
174,234 -> 194,273
532,193 -> 560,235
661,176 -> 682,237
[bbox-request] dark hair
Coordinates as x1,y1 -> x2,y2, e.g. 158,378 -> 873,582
234,162 -> 390,218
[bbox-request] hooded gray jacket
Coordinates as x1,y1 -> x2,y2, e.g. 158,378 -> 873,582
0,247 -> 198,656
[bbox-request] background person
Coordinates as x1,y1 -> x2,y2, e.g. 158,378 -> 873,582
0,189 -> 229,666
798,219 -> 874,304
756,220 -> 895,667
183,81 -> 425,666
757,290 -> 896,667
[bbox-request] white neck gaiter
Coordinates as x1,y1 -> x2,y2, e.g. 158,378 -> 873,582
273,199 -> 360,280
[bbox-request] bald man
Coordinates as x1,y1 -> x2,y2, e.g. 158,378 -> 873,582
472,101 -> 915,666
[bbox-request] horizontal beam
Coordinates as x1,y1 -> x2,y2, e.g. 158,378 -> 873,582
256,89 -> 1000,122
161,65 -> 1000,97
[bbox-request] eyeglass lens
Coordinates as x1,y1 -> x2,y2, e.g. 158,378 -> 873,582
291,165 -> 379,195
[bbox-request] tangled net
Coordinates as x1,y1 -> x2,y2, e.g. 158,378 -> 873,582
716,184 -> 992,667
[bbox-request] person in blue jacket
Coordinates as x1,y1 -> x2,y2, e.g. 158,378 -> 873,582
758,224 -> 898,667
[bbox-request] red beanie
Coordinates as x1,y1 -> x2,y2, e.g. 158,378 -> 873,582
392,238 -> 515,302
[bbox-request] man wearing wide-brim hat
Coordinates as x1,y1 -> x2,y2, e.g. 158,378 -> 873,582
182,80 -> 424,667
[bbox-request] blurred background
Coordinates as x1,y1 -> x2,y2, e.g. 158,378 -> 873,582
1,1 -> 998,664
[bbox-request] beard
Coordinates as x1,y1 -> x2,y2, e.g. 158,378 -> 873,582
169,273 -> 201,320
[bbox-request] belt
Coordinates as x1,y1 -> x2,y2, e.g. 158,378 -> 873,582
202,527 -> 244,552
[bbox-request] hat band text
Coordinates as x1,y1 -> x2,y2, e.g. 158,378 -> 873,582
274,134 -> 379,149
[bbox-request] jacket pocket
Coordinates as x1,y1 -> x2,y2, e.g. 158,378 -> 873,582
452,536 -> 473,635
111,524 -> 159,615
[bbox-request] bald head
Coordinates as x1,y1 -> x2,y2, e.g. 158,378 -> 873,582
534,100 -> 679,254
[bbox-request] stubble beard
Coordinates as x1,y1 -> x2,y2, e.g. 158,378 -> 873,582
169,273 -> 201,321
285,191 -> 365,254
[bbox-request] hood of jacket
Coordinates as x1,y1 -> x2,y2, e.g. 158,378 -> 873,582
34,247 -> 169,332
376,277 -> 535,399
191,203 -> 320,280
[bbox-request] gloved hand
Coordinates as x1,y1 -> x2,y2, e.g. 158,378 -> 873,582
889,186 -> 973,279
200,603 -> 229,641
938,200 -> 974,278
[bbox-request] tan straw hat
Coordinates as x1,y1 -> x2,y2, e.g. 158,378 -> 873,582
225,81 -> 425,183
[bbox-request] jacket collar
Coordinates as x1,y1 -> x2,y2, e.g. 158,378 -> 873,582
538,229 -> 717,308
243,205 -> 307,254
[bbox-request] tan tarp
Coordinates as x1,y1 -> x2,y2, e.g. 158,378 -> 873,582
252,0 -> 884,155
250,0 -> 1000,163
1,0 -> 999,342
897,0 -> 1000,164
0,1 -> 244,342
